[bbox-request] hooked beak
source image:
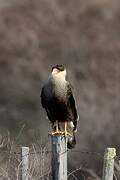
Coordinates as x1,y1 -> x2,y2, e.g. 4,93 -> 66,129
52,68 -> 60,75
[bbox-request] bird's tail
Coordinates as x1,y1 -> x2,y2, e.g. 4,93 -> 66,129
67,131 -> 76,149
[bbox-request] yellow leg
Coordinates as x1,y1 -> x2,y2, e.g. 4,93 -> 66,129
64,122 -> 72,137
64,121 -> 67,137
49,121 -> 64,136
56,121 -> 59,132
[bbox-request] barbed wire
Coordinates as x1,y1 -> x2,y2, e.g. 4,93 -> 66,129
2,148 -> 120,160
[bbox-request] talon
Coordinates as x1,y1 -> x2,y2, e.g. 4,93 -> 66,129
64,131 -> 72,137
49,130 -> 64,136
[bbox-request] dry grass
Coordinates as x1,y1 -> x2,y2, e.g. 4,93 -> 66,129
0,141 -> 51,180
0,135 -> 119,180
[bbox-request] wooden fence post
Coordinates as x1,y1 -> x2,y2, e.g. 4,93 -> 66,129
51,135 -> 67,180
21,146 -> 29,180
102,147 -> 116,180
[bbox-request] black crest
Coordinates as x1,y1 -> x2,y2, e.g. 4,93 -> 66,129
52,65 -> 65,72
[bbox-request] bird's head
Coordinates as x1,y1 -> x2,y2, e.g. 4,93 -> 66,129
51,65 -> 66,79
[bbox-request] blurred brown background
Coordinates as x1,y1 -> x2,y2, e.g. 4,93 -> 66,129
0,0 -> 120,177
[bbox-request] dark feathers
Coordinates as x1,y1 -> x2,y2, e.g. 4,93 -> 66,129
41,82 -> 78,128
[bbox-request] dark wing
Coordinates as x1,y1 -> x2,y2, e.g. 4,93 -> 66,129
67,83 -> 78,131
41,87 -> 46,108
41,87 -> 53,121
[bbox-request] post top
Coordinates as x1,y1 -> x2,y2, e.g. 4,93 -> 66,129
104,148 -> 116,159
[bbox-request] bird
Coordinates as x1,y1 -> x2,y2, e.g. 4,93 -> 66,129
41,65 -> 79,148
